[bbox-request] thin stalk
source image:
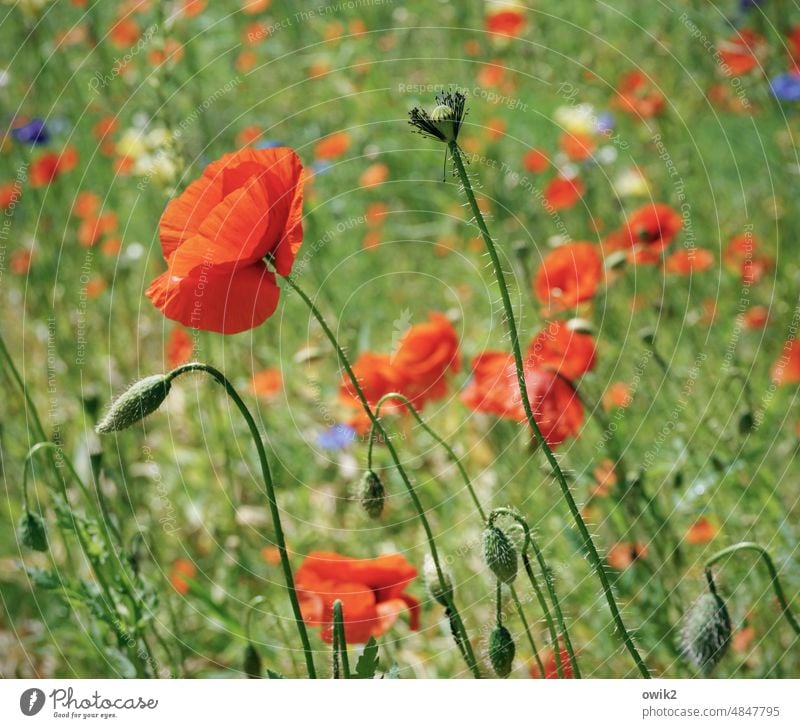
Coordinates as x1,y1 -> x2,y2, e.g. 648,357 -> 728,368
166,363 -> 317,678
449,142 -> 649,678
282,276 -> 481,678
369,392 -> 550,673
705,542 -> 800,637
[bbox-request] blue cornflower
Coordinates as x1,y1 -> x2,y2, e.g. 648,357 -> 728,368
316,423 -> 357,450
11,118 -> 49,144
771,73 -> 800,101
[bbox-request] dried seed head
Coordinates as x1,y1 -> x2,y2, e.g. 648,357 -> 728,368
681,591 -> 732,675
482,525 -> 518,584
423,553 -> 453,607
18,511 -> 48,552
359,470 -> 385,519
408,90 -> 467,144
96,374 -> 172,433
489,625 -> 516,677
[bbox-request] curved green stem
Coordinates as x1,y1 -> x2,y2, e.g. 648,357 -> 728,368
282,276 -> 480,678
705,542 -> 800,637
448,141 -> 649,678
166,363 -> 317,678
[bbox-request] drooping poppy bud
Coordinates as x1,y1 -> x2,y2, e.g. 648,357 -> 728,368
482,525 -> 518,584
18,511 -> 48,552
243,643 -> 262,679
681,590 -> 732,675
423,553 -> 453,607
359,470 -> 385,519
489,625 -> 515,677
96,375 -> 172,433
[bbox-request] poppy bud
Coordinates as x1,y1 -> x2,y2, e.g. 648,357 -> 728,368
18,511 -> 48,552
639,328 -> 656,347
482,525 -> 518,584
738,411 -> 754,435
604,250 -> 628,271
243,643 -> 262,678
96,375 -> 172,433
423,553 -> 453,607
681,591 -> 732,675
359,470 -> 385,519
489,625 -> 515,677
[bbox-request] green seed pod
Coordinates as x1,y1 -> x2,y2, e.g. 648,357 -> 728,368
482,525 -> 518,584
243,643 -> 262,679
423,553 -> 453,607
18,511 -> 48,552
489,625 -> 515,678
96,375 -> 172,433
359,470 -> 385,519
681,591 -> 732,675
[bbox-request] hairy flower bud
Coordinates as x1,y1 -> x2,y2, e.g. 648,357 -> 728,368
18,510 -> 48,552
482,525 -> 518,584
423,553 -> 453,607
489,625 -> 515,677
96,375 -> 171,433
681,591 -> 732,675
359,470 -> 385,519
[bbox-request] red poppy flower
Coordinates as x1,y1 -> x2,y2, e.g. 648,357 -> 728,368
146,147 -> 304,334
614,70 -> 665,119
529,642 -> 574,679
527,319 -> 596,380
559,131 -> 596,162
29,146 -> 78,188
718,28 -> 765,76
522,148 -> 549,174
534,242 -> 602,310
543,176 -> 584,211
665,247 -> 714,275
623,203 -> 682,250
393,312 -> 460,408
461,352 -> 583,448
772,339 -> 800,385
486,7 -> 525,38
607,542 -> 648,569
685,517 -> 717,545
295,551 -> 419,644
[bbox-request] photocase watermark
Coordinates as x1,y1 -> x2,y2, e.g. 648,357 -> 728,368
88,23 -> 158,93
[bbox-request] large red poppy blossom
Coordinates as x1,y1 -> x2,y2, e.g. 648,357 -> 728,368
623,203 -> 682,250
533,242 -> 603,310
393,312 -> 461,408
295,551 -> 420,644
461,351 -> 583,448
527,319 -> 596,380
146,147 -> 304,334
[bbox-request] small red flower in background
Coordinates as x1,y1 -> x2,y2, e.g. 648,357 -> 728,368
522,148 -> 549,174
295,551 -> 419,644
393,312 -> 460,408
685,517 -> 717,545
314,131 -> 350,160
486,5 -> 525,38
623,203 -> 682,250
543,176 -> 584,211
527,319 -> 596,380
146,147 -> 304,334
718,28 -> 765,76
166,326 -> 194,368
614,70 -> 665,119
250,367 -> 283,398
772,339 -> 800,385
534,242 -> 602,310
530,641 -> 574,678
170,558 -> 197,595
559,131 -> 596,162
461,352 -> 583,448
607,542 -> 648,569
29,146 -> 78,188
665,247 -> 714,275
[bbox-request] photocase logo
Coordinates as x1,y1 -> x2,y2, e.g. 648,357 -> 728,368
20,688 -> 45,716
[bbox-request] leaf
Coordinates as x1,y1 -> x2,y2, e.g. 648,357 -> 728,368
354,636 -> 380,679
266,669 -> 283,679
